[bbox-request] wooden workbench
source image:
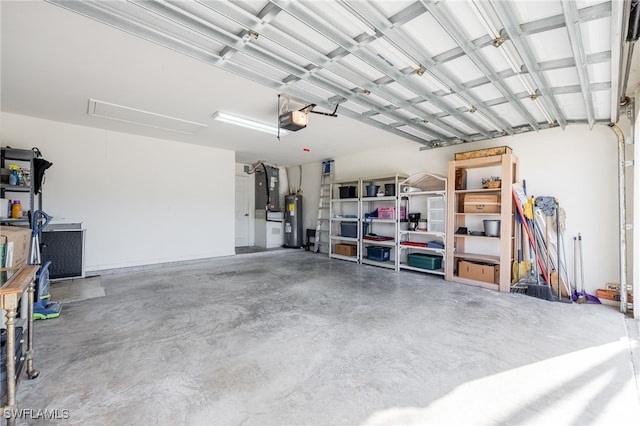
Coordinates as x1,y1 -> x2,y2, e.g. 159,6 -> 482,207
0,265 -> 39,426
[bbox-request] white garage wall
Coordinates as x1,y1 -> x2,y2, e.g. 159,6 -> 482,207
293,124 -> 625,297
1,112 -> 235,272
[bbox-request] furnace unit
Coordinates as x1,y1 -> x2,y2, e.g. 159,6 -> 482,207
255,165 -> 279,211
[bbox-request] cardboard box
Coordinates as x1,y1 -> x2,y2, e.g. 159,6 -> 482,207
458,260 -> 499,284
463,194 -> 501,213
0,226 -> 31,267
454,146 -> 513,160
334,243 -> 357,256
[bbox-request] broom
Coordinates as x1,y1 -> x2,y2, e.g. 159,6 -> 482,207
523,212 -> 554,301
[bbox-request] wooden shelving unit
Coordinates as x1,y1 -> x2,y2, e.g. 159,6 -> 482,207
445,153 -> 518,292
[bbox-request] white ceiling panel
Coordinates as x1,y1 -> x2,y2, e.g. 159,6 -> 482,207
270,12 -> 339,55
581,17 -> 612,54
510,0 -> 564,22
592,89 -> 613,119
288,79 -> 337,100
402,12 -> 457,57
442,0 -> 490,41
543,68 -> 581,88
489,102 -> 531,128
415,101 -> 444,116
439,55 -> 486,84
338,55 -> 387,82
398,124 -> 438,142
385,82 -> 421,100
370,114 -> 397,126
526,28 -> 574,62
469,83 -> 505,103
440,115 -> 478,136
589,62 -> 612,84
478,45 -> 512,74
305,1 -> 375,38
556,93 -> 588,120
254,36 -> 311,69
366,37 -> 418,71
371,0 -> 415,18
340,101 -> 370,115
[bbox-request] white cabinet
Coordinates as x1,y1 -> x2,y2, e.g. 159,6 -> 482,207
397,173 -> 448,275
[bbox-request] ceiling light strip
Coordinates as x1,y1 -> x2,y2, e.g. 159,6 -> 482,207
469,0 -> 501,40
212,111 -> 286,136
532,97 -> 555,125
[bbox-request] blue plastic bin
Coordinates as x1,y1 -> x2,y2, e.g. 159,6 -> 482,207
366,246 -> 391,262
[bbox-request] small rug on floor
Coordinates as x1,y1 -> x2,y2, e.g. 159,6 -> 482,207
50,275 -> 106,303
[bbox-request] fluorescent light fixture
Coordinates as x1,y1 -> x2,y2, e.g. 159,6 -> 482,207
212,111 -> 288,136
532,97 -> 555,124
470,0 -> 501,40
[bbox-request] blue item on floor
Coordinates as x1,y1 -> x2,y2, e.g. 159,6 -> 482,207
33,262 -> 62,320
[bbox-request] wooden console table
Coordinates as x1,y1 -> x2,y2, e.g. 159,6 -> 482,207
0,265 -> 39,426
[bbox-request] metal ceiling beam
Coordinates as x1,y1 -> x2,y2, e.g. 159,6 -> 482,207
561,1 -> 595,128
201,1 -> 465,138
463,51 -> 611,92
433,2 -> 612,71
610,0 -> 627,123
267,0 -> 490,139
520,1 -> 611,36
489,0 -> 567,128
422,0 -> 540,132
131,0 -> 456,141
340,0 -> 509,136
50,0 -> 444,144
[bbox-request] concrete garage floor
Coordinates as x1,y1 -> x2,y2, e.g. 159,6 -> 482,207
16,250 -> 640,425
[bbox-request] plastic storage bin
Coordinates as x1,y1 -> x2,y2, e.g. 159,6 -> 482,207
341,222 -> 369,238
339,186 -> 357,198
407,253 -> 442,270
366,246 -> 391,262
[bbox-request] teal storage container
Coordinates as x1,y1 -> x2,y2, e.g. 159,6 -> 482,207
407,253 -> 442,270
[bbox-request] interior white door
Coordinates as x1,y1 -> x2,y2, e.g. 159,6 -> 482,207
235,175 -> 250,247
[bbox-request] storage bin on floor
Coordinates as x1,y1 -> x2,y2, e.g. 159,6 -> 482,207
407,253 -> 442,270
